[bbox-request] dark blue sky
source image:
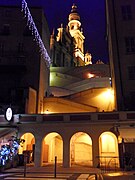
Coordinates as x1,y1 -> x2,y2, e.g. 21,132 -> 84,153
0,0 -> 108,63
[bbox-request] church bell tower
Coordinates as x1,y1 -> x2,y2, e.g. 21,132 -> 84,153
68,4 -> 85,66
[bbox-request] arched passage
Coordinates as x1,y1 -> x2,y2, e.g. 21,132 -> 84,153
42,132 -> 63,165
70,132 -> 92,166
18,133 -> 35,164
99,131 -> 119,168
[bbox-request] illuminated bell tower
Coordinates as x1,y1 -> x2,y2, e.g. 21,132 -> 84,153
68,4 -> 85,66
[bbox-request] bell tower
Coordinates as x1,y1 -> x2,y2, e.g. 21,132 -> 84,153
68,4 -> 85,66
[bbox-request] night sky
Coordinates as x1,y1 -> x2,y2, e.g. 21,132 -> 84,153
0,0 -> 108,63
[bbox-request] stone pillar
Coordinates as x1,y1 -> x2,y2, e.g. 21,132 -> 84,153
92,134 -> 100,168
34,135 -> 42,167
63,137 -> 70,168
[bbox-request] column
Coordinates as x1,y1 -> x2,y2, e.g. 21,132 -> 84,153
63,137 -> 70,168
92,134 -> 100,168
34,135 -> 42,167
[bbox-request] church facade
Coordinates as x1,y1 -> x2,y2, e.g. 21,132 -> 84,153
50,4 -> 92,67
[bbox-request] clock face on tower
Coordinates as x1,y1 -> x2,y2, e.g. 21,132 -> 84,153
5,107 -> 13,121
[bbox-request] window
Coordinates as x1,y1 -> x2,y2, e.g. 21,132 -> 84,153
4,9 -> 12,17
0,24 -> 10,35
56,53 -> 61,66
125,37 -> 135,54
129,91 -> 135,110
71,25 -> 74,30
17,57 -> 26,63
128,66 -> 135,80
66,42 -> 70,52
18,43 -> 24,53
62,53 -> 65,66
0,42 -> 4,56
121,5 -> 132,20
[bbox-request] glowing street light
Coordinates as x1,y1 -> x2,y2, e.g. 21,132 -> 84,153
87,73 -> 94,78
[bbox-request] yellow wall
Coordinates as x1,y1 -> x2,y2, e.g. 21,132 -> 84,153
26,87 -> 37,114
67,88 -> 115,112
19,133 -> 35,154
43,97 -> 97,114
43,87 -> 115,113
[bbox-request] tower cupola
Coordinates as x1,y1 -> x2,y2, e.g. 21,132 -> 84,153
69,4 -> 80,22
68,4 -> 85,66
68,4 -> 81,31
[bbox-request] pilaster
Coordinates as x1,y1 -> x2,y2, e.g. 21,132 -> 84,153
34,135 -> 43,167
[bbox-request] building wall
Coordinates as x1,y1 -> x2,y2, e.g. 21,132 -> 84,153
106,0 -> 135,110
18,115 -> 117,168
12,111 -> 135,168
50,64 -> 110,94
48,63 -> 112,112
50,27 -> 76,67
66,88 -> 115,112
0,6 -> 50,113
43,97 -> 97,113
43,87 -> 115,113
25,87 -> 37,114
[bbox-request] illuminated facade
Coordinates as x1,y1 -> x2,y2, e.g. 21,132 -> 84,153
2,111 -> 135,168
49,4 -> 111,113
50,24 -> 76,67
106,0 -> 135,111
50,4 -> 92,67
49,63 -> 113,112
0,113 -> 119,167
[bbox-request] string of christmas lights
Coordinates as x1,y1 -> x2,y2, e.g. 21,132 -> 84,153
21,0 -> 51,68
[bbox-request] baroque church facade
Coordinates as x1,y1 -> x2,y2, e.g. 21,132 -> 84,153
50,4 -> 92,67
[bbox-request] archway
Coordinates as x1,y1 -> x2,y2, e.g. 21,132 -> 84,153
42,132 -> 63,165
18,133 -> 35,164
70,132 -> 92,166
99,131 -> 119,168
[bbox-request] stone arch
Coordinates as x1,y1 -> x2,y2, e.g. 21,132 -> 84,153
70,132 -> 93,167
18,132 -> 35,164
99,131 -> 119,168
42,132 -> 63,165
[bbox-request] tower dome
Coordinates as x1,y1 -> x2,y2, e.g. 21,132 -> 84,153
68,4 -> 80,22
68,4 -> 85,66
68,4 -> 81,31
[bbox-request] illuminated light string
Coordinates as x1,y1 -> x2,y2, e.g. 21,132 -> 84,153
0,136 -> 25,166
0,139 -> 19,166
21,0 -> 51,68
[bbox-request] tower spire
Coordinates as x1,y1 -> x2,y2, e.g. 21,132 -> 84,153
71,3 -> 78,13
